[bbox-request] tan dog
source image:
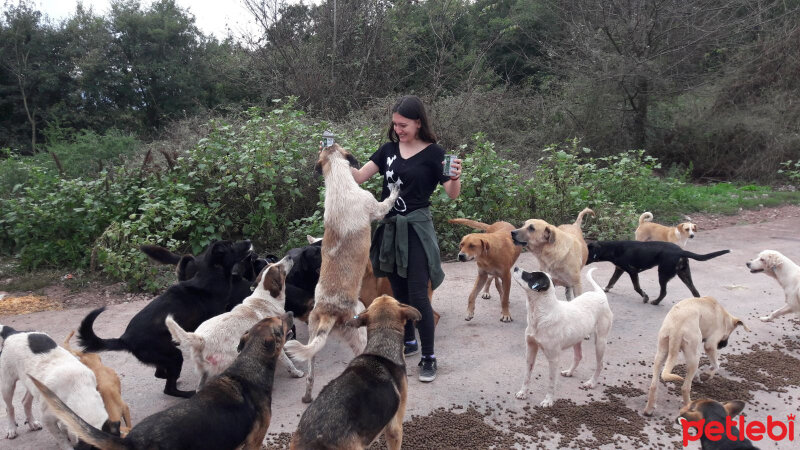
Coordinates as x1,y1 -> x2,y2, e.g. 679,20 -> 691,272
284,143 -> 400,403
450,218 -> 521,322
359,261 -> 441,326
643,296 -> 749,416
291,296 -> 420,450
63,331 -> 132,431
746,249 -> 800,322
510,208 -> 594,300
635,212 -> 697,247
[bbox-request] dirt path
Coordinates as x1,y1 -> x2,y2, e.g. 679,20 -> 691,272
1,212 -> 799,449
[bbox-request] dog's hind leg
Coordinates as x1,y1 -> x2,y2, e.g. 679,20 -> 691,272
302,355 -> 316,404
2,378 -> 18,438
515,337 -> 539,400
675,259 -> 700,298
643,337 -> 669,416
280,349 -> 305,378
701,344 -> 720,382
681,345 -> 700,406
560,343 -> 582,378
160,349 -> 194,398
341,325 -> 367,356
761,304 -> 794,322
21,391 -> 41,431
603,267 -> 625,292
585,316 -> 611,389
42,412 -> 73,450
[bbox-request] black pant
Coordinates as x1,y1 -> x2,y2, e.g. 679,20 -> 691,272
387,227 -> 435,356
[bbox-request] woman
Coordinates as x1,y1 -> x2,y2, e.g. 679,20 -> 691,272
351,95 -> 462,382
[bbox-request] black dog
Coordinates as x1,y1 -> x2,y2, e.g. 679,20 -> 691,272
677,398 -> 759,449
140,244 -> 270,311
33,314 -> 293,450
586,240 -> 730,305
284,240 -> 322,323
79,240 -> 254,397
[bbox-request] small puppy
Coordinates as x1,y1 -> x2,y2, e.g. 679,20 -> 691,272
511,208 -> 594,300
450,218 -> 521,322
166,256 -> 303,389
291,296 -> 421,450
746,250 -> 800,322
63,331 -> 132,431
32,314 -> 293,450
587,240 -> 730,305
285,143 -> 399,403
676,399 -> 759,449
512,268 -> 613,407
1,326 -> 109,449
635,212 -> 697,247
643,297 -> 748,415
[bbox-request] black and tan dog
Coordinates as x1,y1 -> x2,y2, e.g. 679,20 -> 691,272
676,399 -> 759,449
31,313 -> 293,450
291,296 -> 420,450
586,240 -> 730,305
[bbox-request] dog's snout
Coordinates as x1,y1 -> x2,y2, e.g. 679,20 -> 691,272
458,253 -> 467,262
745,261 -> 751,268
689,234 -> 694,238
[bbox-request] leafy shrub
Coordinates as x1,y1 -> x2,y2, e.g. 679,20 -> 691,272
778,160 -> 800,184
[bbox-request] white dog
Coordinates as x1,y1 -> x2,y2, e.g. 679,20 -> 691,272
512,267 -> 613,407
1,326 -> 108,449
746,250 -> 800,323
166,256 -> 302,389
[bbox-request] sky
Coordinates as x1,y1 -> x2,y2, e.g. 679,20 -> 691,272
33,0 -> 273,39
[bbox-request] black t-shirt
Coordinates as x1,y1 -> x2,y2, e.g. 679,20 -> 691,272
369,142 -> 452,217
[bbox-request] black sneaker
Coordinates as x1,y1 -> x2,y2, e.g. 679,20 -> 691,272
418,356 -> 437,382
404,340 -> 419,357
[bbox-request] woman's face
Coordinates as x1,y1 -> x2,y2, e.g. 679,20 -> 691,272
392,113 -> 421,143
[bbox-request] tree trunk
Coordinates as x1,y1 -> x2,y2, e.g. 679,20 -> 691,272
632,75 -> 648,150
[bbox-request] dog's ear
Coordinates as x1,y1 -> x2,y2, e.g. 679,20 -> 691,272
723,400 -> 746,418
734,318 -> 750,332
102,420 -> 121,436
140,245 -> 182,265
345,153 -> 362,169
544,226 -> 555,244
480,238 -> 490,253
176,255 -> 197,281
346,312 -> 369,328
401,305 -> 422,323
282,312 -> 294,333
237,330 -> 251,352
691,224 -> 697,232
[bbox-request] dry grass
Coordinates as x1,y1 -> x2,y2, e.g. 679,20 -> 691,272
0,294 -> 63,316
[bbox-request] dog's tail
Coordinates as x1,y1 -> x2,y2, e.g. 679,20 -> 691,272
448,218 -> 491,231
681,249 -> 730,261
77,307 -> 128,353
573,208 -> 596,228
28,375 -> 130,450
585,268 -> 603,293
660,336 -> 685,383
283,314 -> 337,362
62,330 -> 76,354
639,212 -> 653,225
165,315 -> 205,354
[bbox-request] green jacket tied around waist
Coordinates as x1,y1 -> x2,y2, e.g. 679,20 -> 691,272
369,207 -> 445,290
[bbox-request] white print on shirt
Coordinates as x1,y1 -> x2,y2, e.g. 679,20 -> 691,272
386,155 -> 407,212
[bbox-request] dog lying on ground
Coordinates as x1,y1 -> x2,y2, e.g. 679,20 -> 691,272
676,399 -> 759,449
512,268 -> 613,407
291,296 -> 421,450
643,296 -> 748,416
746,250 -> 800,323
511,208 -> 595,300
32,313 -> 293,450
586,240 -> 730,305
450,218 -> 521,322
1,325 -> 110,449
63,331 -> 131,431
285,143 -> 400,403
166,255 -> 303,389
635,212 -> 697,247
140,244 -> 270,311
79,239 -> 254,397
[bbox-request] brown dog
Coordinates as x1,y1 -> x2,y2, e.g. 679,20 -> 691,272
635,212 -> 697,247
450,218 -> 521,322
291,296 -> 420,450
511,208 -> 594,300
284,143 -> 400,403
643,297 -> 748,416
62,331 -> 132,431
33,314 -> 293,450
359,261 -> 440,326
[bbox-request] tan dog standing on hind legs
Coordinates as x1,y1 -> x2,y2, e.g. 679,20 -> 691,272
450,218 -> 521,322
643,296 -> 749,416
512,267 -> 613,407
511,208 -> 594,300
284,143 -> 400,403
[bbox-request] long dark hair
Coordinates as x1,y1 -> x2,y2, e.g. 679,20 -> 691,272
387,95 -> 437,144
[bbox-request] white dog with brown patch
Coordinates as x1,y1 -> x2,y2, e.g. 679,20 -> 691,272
512,267 -> 613,407
635,212 -> 697,247
746,250 -> 800,323
285,143 -> 399,403
166,255 -> 301,389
